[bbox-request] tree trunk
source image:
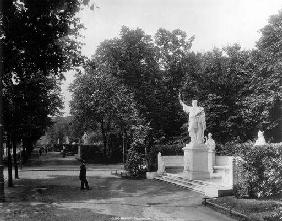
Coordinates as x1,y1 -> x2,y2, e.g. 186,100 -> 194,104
22,139 -> 27,163
12,138 -> 19,179
100,120 -> 107,158
7,136 -> 13,187
23,137 -> 32,162
122,130 -> 125,164
22,145 -> 26,164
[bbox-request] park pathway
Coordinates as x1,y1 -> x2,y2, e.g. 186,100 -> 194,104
1,152 -> 235,221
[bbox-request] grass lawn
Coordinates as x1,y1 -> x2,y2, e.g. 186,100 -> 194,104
209,196 -> 282,221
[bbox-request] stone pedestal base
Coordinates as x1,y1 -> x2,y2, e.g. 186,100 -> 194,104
208,150 -> 215,174
183,143 -> 210,180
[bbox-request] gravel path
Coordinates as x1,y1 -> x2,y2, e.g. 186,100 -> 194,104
0,152 -> 235,221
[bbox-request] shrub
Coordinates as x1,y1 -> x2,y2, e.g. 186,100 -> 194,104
264,209 -> 282,221
216,141 -> 252,156
125,147 -> 146,177
233,143 -> 282,198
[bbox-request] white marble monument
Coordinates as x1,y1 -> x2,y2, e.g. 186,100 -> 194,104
179,95 -> 210,180
82,132 -> 89,145
65,136 -> 70,144
254,130 -> 266,146
157,152 -> 165,174
205,133 -> 216,174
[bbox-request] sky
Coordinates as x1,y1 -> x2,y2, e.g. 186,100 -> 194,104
61,0 -> 282,116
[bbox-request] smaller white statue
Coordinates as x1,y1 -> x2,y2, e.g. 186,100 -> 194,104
205,133 -> 216,151
157,152 -> 165,174
65,136 -> 70,144
82,132 -> 89,145
254,130 -> 266,146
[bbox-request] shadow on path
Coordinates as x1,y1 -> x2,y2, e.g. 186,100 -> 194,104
1,152 -> 235,221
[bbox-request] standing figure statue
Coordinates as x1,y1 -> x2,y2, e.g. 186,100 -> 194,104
82,132 -> 89,145
254,130 -> 266,146
179,94 -> 206,144
205,133 -> 216,151
65,136 -> 70,144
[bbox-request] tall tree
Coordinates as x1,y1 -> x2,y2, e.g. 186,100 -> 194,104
1,0 -> 89,185
94,27 -> 195,139
155,28 -> 195,137
95,27 -> 161,132
1,0 -> 87,154
181,45 -> 253,143
70,61 -> 149,158
245,10 -> 282,141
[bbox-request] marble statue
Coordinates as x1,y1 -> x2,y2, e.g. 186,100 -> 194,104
65,136 -> 70,144
157,152 -> 165,174
205,133 -> 216,174
254,130 -> 266,146
179,95 -> 206,144
205,133 -> 215,151
82,132 -> 89,145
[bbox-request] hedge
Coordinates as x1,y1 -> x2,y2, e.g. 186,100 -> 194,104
216,141 -> 252,156
232,143 -> 282,198
79,144 -> 106,163
53,144 -> 79,154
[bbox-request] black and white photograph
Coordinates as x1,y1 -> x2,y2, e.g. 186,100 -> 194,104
0,0 -> 281,220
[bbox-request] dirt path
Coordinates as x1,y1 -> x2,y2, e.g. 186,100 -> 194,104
0,152 -> 235,221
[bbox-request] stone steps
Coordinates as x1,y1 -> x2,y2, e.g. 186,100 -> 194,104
155,173 -> 233,197
155,175 -> 206,194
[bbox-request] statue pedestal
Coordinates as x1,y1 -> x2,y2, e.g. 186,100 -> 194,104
208,150 -> 215,175
183,143 -> 210,180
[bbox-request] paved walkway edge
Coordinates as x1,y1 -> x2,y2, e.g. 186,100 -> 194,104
203,198 -> 252,221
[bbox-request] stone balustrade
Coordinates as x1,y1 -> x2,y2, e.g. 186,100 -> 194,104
157,151 -> 234,187
213,156 -> 233,186
157,152 -> 184,174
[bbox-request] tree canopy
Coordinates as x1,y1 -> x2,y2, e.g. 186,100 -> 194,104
1,0 -> 89,154
70,9 -> 282,153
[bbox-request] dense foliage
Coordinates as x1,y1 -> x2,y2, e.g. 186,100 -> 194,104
124,147 -> 146,177
79,144 -> 112,163
45,116 -> 74,144
70,59 -> 150,159
69,10 -> 282,175
233,143 -> 282,198
1,0 -> 89,157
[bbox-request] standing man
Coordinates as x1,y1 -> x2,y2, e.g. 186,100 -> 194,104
79,159 -> 90,190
